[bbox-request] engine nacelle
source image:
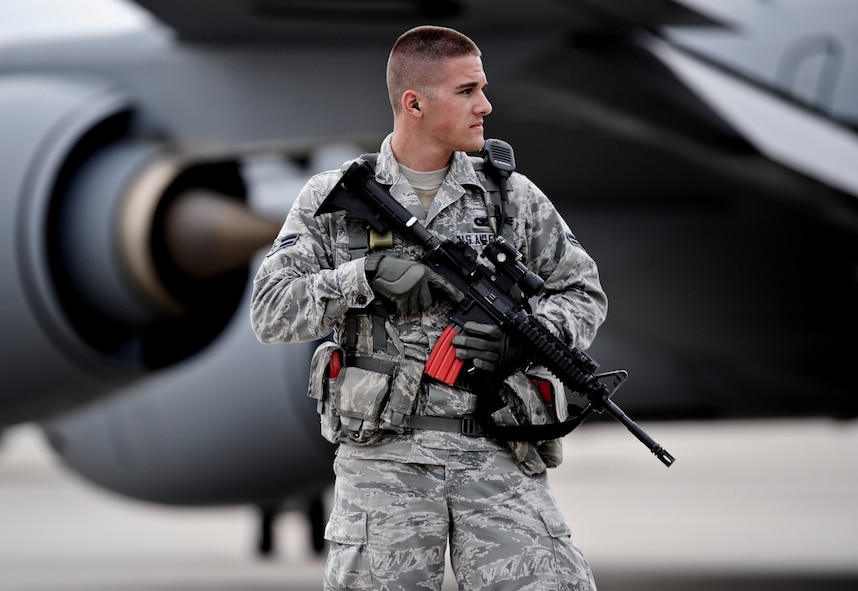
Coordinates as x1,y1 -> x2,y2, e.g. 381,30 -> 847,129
1,74 -> 251,424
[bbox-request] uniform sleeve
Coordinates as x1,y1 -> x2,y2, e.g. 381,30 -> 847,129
250,171 -> 375,344
516,176 -> 608,351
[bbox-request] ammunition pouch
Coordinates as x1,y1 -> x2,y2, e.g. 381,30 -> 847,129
307,341 -> 345,444
308,343 -> 423,445
308,341 -> 567,472
482,366 -> 568,476
309,153 -> 560,464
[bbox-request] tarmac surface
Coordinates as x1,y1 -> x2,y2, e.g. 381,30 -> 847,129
1,418 -> 857,591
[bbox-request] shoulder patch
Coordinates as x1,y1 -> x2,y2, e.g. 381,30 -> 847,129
277,233 -> 300,248
267,233 -> 300,256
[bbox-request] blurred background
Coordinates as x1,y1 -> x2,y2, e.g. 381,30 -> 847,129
2,419 -> 857,590
1,1 -> 856,589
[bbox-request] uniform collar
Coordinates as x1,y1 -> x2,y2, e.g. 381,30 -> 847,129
374,133 -> 484,192
370,134 -> 487,225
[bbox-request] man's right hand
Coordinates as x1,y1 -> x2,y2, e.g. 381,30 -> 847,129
368,256 -> 461,316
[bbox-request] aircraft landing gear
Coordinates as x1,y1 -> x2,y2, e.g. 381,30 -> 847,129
257,504 -> 278,557
307,494 -> 326,554
255,494 -> 327,558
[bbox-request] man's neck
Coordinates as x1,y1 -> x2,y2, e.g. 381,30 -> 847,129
391,132 -> 452,172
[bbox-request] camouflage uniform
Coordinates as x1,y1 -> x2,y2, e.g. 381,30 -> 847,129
251,134 -> 606,590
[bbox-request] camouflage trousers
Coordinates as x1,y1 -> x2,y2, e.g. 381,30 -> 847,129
323,450 -> 596,590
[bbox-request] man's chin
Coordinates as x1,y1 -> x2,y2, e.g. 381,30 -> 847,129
465,136 -> 486,152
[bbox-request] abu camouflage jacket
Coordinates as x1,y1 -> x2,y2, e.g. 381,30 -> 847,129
250,134 -> 608,472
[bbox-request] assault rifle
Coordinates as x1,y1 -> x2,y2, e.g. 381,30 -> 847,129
316,144 -> 675,467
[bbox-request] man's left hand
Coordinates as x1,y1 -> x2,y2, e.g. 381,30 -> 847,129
451,321 -> 520,372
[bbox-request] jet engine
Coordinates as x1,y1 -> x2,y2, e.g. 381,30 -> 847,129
0,73 -> 275,425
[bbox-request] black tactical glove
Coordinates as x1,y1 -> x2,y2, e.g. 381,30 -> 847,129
451,321 -> 521,372
368,255 -> 461,316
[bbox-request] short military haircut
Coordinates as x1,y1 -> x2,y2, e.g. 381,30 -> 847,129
386,25 -> 481,114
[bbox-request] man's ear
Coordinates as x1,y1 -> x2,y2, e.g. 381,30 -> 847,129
402,90 -> 423,116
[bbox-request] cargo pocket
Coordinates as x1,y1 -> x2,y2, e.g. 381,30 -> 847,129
338,366 -> 390,444
308,341 -> 345,444
324,509 -> 371,590
538,506 -> 595,591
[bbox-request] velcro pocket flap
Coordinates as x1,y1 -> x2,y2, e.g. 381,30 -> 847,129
338,366 -> 390,421
325,509 -> 368,545
538,506 -> 571,539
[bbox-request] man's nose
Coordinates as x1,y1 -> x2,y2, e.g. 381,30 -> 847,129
478,94 -> 492,116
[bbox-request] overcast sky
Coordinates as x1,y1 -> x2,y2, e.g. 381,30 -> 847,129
0,0 -> 151,44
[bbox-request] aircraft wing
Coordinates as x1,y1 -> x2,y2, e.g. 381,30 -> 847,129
130,0 -> 727,43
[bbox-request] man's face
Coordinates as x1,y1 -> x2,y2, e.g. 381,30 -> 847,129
422,54 -> 492,154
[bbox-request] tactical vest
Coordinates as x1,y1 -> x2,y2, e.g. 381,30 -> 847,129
309,154 -> 507,433
306,154 -> 567,474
